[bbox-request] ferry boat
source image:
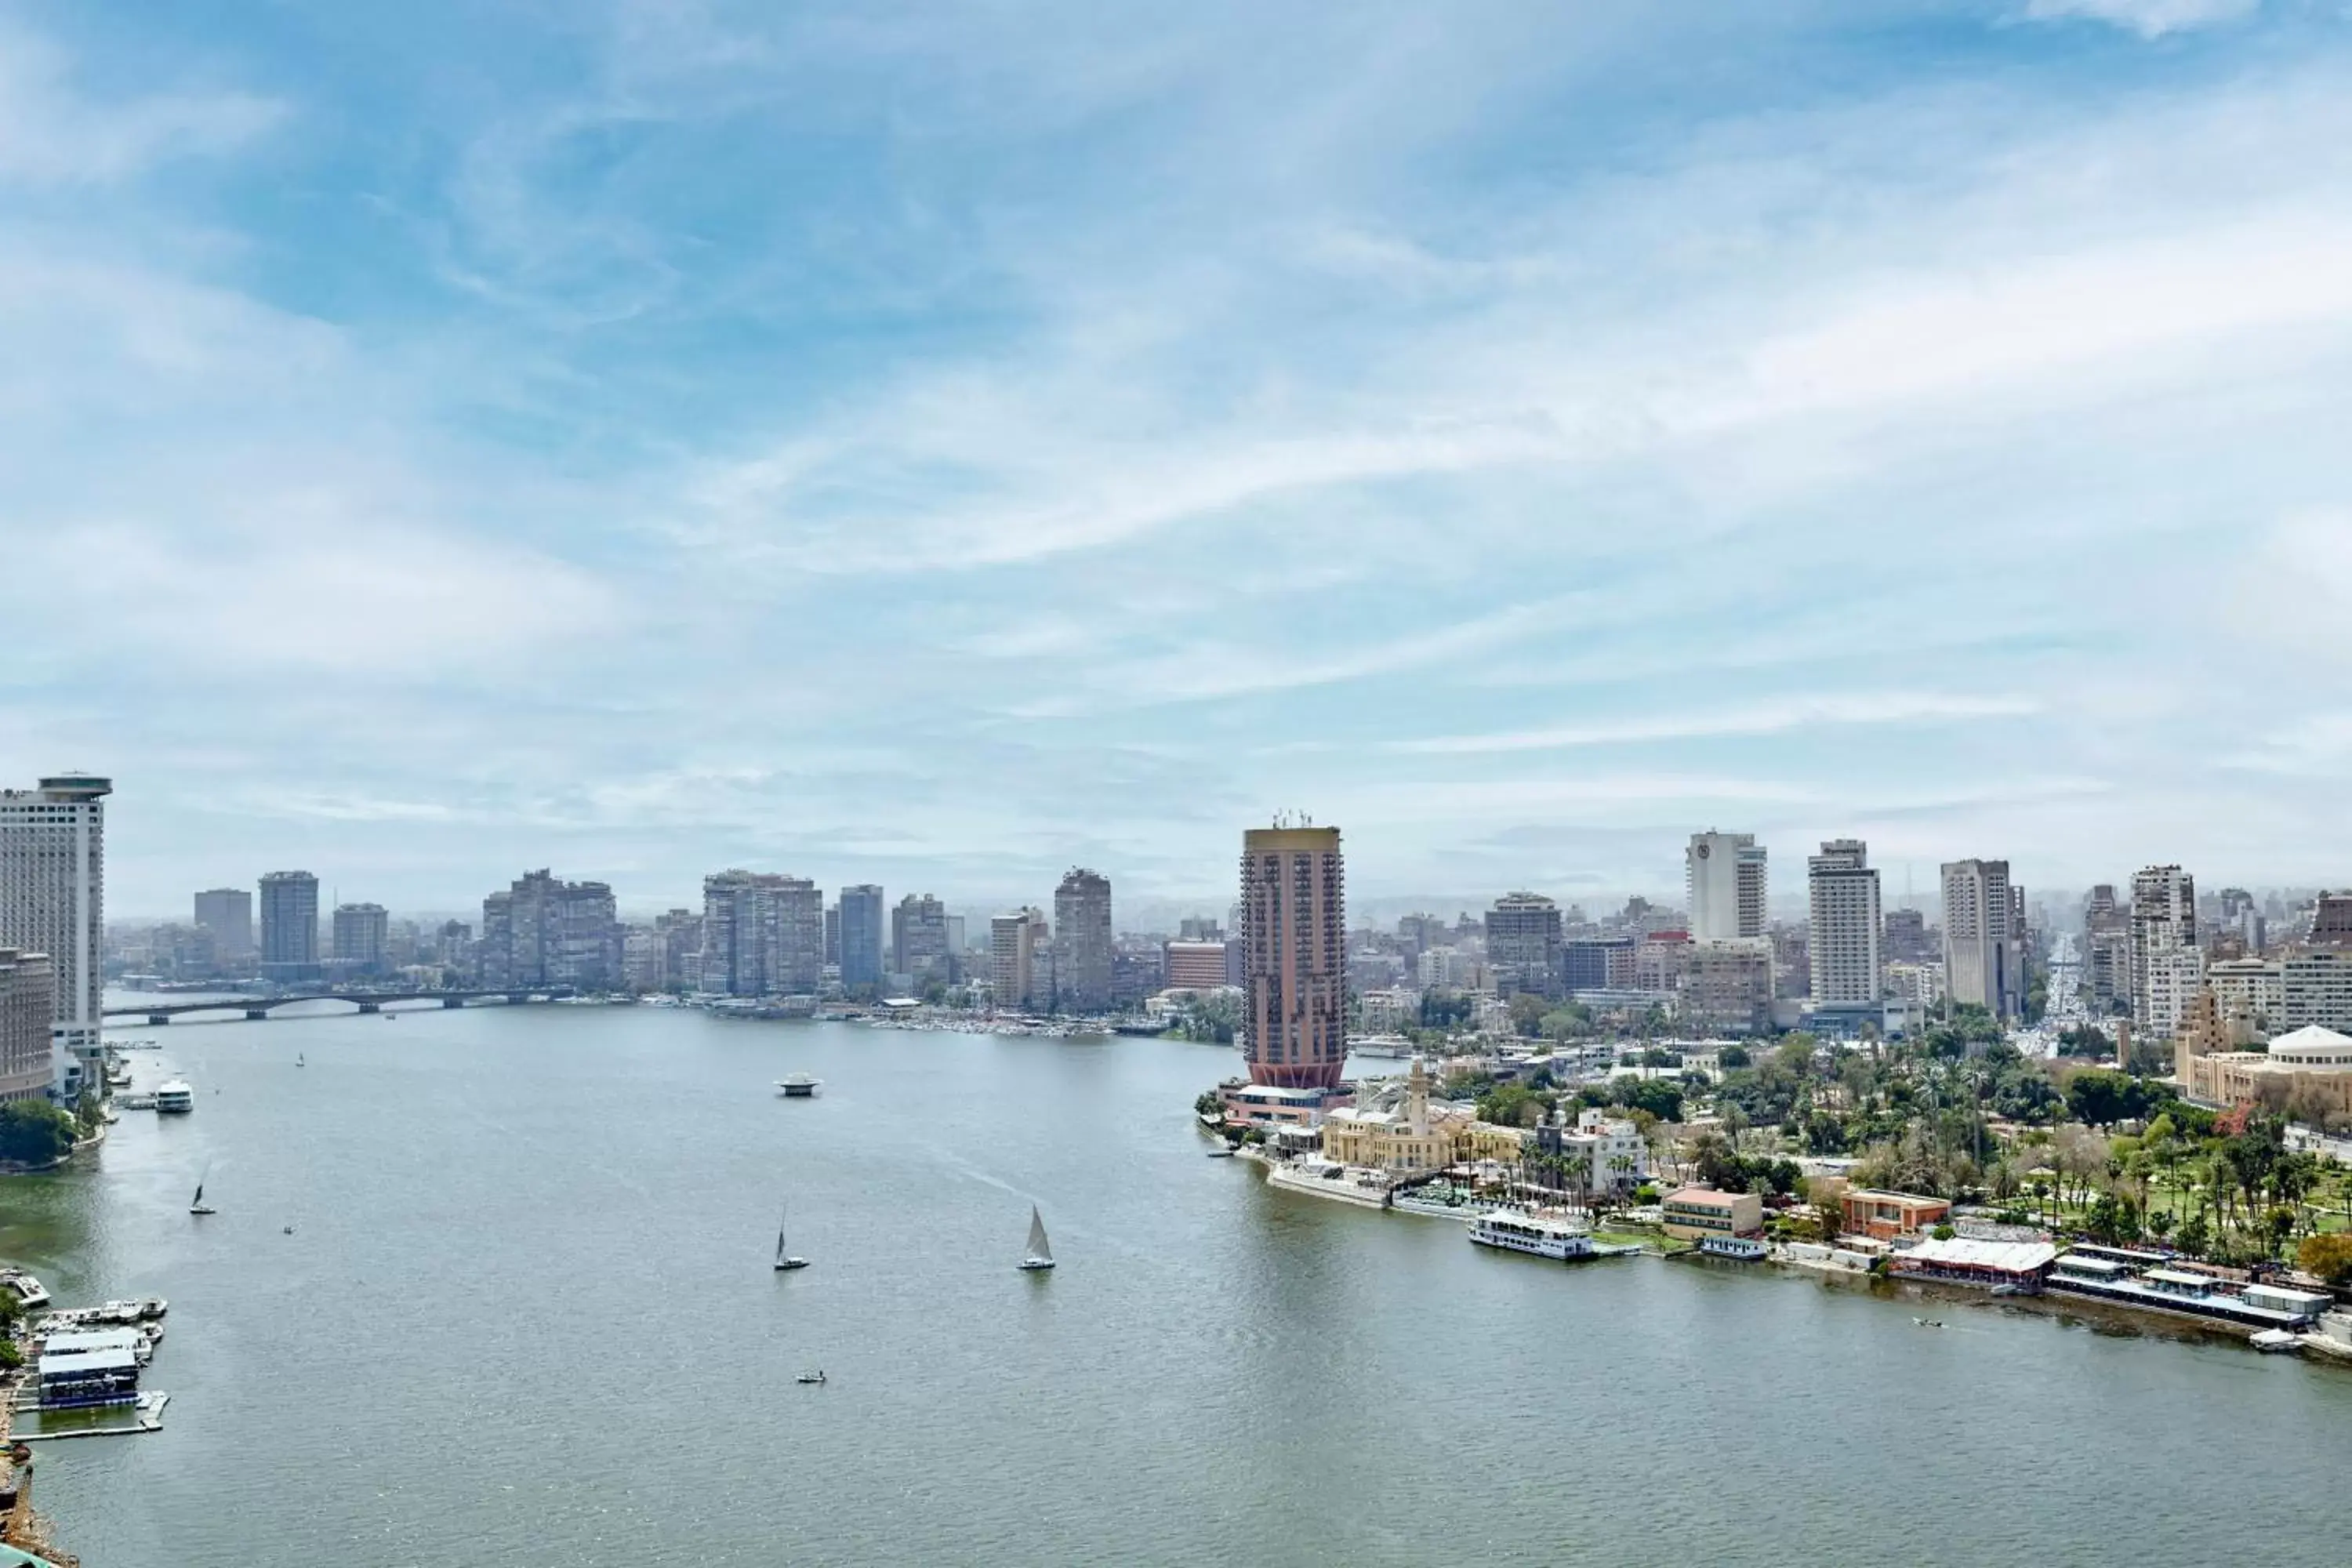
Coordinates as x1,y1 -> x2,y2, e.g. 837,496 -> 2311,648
1470,1208 -> 1599,1261
775,1074 -> 821,1098
153,1080 -> 195,1114
1697,1235 -> 1769,1261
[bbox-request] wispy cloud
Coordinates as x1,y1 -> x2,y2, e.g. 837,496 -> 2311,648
10,3 -> 2352,911
2022,0 -> 2262,39
0,18 -> 283,184
1388,693 -> 2045,757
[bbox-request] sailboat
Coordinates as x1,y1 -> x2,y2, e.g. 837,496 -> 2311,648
297,1053 -> 306,1068
189,1166 -> 216,1216
774,1206 -> 808,1272
1018,1204 -> 1055,1272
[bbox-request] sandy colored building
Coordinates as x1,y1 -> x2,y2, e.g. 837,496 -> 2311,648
1661,1187 -> 1763,1240
2182,1023 -> 2352,1120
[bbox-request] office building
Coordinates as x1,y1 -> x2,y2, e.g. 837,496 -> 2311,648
699,870 -> 823,996
193,887 -> 254,964
1940,859 -> 2020,1021
1686,832 -> 1767,942
1052,869 -> 1113,1011
331,902 -> 390,976
1485,891 -> 1563,999
823,905 -> 840,970
2308,893 -> 2352,950
991,909 -> 1047,1010
1679,939 -> 1773,1035
481,869 -> 619,989
2284,950 -> 2352,1034
2130,866 -> 2197,1036
259,870 -> 321,982
1563,936 -> 1637,991
1239,824 -> 1347,1091
0,948 -> 56,1102
838,884 -> 885,993
1163,939 -> 1233,992
1882,907 -> 1935,965
0,775 -> 110,1089
891,894 -> 951,985
1807,840 -> 1882,1007
2085,884 -> 2130,1014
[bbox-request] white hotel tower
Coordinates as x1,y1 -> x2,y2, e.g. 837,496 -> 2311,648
0,774 -> 111,1098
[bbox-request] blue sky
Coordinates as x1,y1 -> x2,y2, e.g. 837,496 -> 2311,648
4,0 -> 2350,919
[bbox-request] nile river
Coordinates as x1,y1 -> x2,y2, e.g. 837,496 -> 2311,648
5,1002 -> 2350,1566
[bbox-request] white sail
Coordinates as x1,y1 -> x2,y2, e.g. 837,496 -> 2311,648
1025,1205 -> 1052,1265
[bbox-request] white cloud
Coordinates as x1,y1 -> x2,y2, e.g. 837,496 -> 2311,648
2022,0 -> 2261,39
0,20 -> 283,184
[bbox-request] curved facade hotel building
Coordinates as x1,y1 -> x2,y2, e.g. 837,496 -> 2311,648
1240,825 -> 1346,1090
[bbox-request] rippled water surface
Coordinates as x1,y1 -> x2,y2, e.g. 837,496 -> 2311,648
7,1002 -> 2350,1566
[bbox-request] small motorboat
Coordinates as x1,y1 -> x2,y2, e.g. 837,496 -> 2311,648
282,1225 -> 296,1236
1206,1146 -> 1236,1158
796,1370 -> 827,1385
1912,1317 -> 1943,1329
2251,1329 -> 2302,1356
776,1074 -> 821,1098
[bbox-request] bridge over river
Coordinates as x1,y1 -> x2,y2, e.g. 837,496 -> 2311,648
103,989 -> 582,1024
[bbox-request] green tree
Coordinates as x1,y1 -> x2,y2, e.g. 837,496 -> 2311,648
0,1100 -> 76,1166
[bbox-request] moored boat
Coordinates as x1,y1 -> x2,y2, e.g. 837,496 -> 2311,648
154,1080 -> 195,1113
1470,1209 -> 1598,1261
776,1074 -> 821,1098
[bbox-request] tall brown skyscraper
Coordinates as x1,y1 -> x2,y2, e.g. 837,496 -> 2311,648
1240,824 -> 1346,1090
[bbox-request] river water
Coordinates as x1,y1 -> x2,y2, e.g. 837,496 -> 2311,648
4,1001 -> 2349,1567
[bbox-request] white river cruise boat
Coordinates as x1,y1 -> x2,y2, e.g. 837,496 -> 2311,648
153,1080 -> 195,1114
1470,1209 -> 1598,1261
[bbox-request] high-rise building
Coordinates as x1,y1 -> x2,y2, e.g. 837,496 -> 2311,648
1485,891 -> 1563,999
0,948 -> 56,1102
0,774 -> 110,1087
2130,866 -> 2197,1036
990,908 -> 1046,1010
259,870 -> 321,982
838,885 -> 885,993
1940,859 -> 2020,1021
1686,831 -> 1767,942
1239,825 -> 1347,1091
2085,884 -> 2131,1014
698,871 -> 824,996
1051,869 -> 1113,1012
823,905 -> 840,970
193,887 -> 254,964
332,902 -> 390,976
891,894 -> 951,985
481,869 -> 619,989
1807,839 -> 1882,1007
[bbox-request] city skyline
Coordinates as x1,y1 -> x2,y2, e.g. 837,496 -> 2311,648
5,5 -> 2352,912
